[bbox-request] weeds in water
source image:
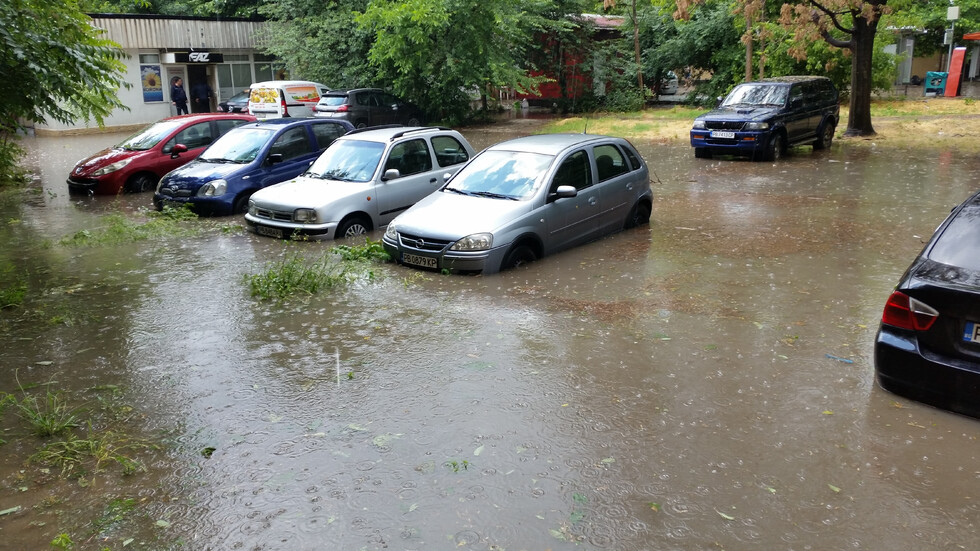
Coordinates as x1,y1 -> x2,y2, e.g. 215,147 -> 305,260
29,428 -> 150,477
0,263 -> 28,309
59,212 -> 200,246
50,532 -> 74,550
246,241 -> 390,301
445,459 -> 469,473
16,390 -> 81,437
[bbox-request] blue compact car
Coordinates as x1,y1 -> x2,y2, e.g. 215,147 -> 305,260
153,118 -> 354,215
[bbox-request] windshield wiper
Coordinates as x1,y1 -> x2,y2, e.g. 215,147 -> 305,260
469,191 -> 517,200
200,158 -> 236,164
443,187 -> 470,195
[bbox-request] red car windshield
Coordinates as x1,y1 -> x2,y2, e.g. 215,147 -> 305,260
117,120 -> 184,151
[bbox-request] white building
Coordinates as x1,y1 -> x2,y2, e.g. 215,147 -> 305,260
37,14 -> 276,134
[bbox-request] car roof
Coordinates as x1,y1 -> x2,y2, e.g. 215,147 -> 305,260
250,80 -> 328,88
235,118 -> 350,130
745,76 -> 832,86
338,125 -> 455,143
163,114 -> 252,123
486,133 -> 619,156
325,88 -> 383,95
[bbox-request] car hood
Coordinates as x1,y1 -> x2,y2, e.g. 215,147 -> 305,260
250,176 -> 369,208
71,147 -> 140,176
161,161 -> 248,189
392,191 -> 534,240
697,106 -> 782,123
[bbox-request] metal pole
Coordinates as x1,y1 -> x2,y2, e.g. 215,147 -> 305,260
948,21 -> 956,72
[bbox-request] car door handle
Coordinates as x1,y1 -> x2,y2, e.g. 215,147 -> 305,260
626,182 -> 633,190
588,197 -> 597,206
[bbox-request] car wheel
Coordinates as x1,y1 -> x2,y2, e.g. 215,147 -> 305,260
354,120 -> 368,129
624,201 -> 651,229
336,216 -> 371,239
694,148 -> 712,159
763,133 -> 784,162
125,173 -> 155,193
813,122 -> 835,150
501,244 -> 537,271
232,193 -> 252,215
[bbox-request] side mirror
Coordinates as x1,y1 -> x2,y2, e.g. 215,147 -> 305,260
443,172 -> 453,181
267,153 -> 283,165
382,168 -> 400,181
715,96 -> 723,107
791,97 -> 803,108
170,143 -> 188,159
548,185 -> 577,201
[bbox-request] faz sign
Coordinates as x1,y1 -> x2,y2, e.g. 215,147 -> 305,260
173,51 -> 224,64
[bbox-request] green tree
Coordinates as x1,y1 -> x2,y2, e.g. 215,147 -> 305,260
0,0 -> 128,185
258,0 -> 374,88
357,0 -> 544,123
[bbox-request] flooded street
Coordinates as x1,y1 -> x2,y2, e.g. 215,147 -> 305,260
3,124 -> 980,550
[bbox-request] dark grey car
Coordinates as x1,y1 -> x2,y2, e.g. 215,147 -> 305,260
313,88 -> 424,129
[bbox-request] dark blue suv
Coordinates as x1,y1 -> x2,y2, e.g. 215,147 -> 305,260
690,76 -> 839,162
153,118 -> 354,215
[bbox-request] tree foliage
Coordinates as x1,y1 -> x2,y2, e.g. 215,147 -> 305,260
0,0 -> 128,185
258,0 -> 374,88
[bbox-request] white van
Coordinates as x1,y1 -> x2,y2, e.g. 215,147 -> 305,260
247,80 -> 331,119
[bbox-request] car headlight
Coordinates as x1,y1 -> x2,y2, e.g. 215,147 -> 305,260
91,158 -> 133,176
198,179 -> 227,197
384,224 -> 398,240
293,208 -> 317,222
247,199 -> 257,215
744,121 -> 769,130
692,120 -> 706,130
450,233 -> 492,251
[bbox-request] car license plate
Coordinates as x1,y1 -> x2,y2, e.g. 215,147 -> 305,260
711,130 -> 736,139
964,321 -> 980,343
403,253 -> 437,269
255,225 -> 283,238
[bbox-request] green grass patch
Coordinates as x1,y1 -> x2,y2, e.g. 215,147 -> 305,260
59,204 -> 204,247
245,240 -> 390,301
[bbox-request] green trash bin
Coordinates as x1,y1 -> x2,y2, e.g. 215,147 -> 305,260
925,71 -> 948,95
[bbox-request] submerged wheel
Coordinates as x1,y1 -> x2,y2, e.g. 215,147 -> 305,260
232,193 -> 252,215
813,122 -> 835,150
763,133 -> 784,162
336,216 -> 370,239
624,201 -> 651,229
501,245 -> 536,271
125,173 -> 155,193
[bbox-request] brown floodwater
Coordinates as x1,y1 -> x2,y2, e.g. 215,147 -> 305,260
2,123 -> 980,550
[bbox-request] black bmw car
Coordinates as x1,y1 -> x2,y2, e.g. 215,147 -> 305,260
874,189 -> 980,418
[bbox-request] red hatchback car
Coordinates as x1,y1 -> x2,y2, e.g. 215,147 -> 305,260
67,113 -> 255,195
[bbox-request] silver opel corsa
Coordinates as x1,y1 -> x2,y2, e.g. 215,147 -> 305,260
382,133 -> 652,274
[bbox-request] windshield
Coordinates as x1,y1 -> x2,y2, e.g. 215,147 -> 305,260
721,84 -> 788,108
116,120 -> 183,151
306,139 -> 385,182
444,150 -> 554,200
198,127 -> 274,163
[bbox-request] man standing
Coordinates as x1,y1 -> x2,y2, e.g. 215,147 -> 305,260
190,81 -> 213,113
171,77 -> 188,115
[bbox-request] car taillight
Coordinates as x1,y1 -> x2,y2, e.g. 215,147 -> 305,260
336,105 -> 349,112
881,291 -> 938,331
281,96 -> 288,117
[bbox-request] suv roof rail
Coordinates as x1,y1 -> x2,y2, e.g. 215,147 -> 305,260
344,124 -> 404,136
342,125 -> 452,140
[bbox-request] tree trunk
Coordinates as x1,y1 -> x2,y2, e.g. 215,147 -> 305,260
633,0 -> 643,90
843,13 -> 878,136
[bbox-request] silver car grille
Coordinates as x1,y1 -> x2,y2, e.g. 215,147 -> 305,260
253,207 -> 294,222
398,233 -> 452,252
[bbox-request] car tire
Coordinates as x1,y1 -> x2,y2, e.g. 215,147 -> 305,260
813,122 -> 835,150
501,244 -> 537,271
125,173 -> 156,193
232,193 -> 252,215
336,215 -> 371,239
763,133 -> 784,162
624,201 -> 651,229
694,148 -> 712,159
354,120 -> 368,129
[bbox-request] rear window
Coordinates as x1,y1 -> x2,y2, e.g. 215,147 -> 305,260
318,95 -> 348,107
928,198 -> 980,271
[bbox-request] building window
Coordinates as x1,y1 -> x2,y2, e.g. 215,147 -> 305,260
139,53 -> 160,64
254,54 -> 287,82
216,63 -> 253,101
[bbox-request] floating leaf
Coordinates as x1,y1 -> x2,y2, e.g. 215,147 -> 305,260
822,410 -> 834,415
648,502 -> 661,512
155,519 -> 171,528
123,538 -> 133,546
35,361 -> 54,366
549,529 -> 567,541
716,510 -> 735,520
828,484 -> 841,493
0,506 -> 21,516
753,322 -> 764,329
473,445 -> 484,456
766,486 -> 776,494
573,492 -> 588,504
600,457 -> 615,465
